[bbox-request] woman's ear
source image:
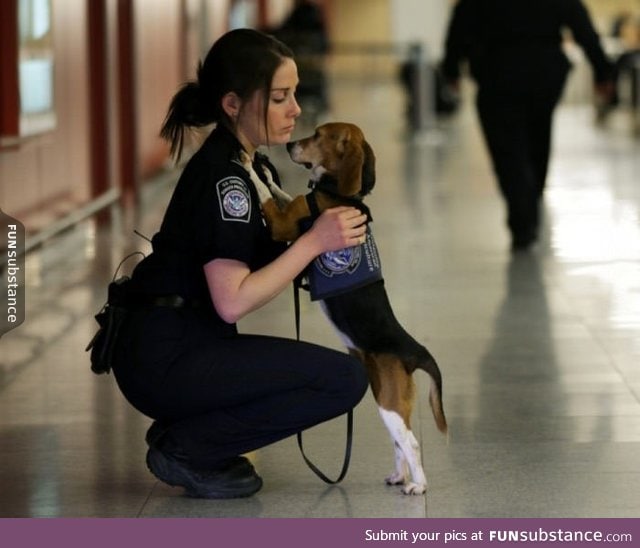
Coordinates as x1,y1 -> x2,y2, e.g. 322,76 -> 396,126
222,92 -> 241,120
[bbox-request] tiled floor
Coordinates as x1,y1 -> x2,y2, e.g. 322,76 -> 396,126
1,74 -> 639,518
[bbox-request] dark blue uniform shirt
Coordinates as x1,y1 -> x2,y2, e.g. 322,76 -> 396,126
129,125 -> 287,334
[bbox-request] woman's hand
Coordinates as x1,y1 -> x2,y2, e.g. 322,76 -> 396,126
305,207 -> 368,255
205,207 -> 367,323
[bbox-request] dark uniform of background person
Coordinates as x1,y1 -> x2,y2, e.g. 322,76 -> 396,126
441,0 -> 615,250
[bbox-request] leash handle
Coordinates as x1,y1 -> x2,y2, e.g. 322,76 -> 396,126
296,411 -> 353,484
293,278 -> 354,485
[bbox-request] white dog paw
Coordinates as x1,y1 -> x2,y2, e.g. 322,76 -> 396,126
402,482 -> 427,495
385,472 -> 406,486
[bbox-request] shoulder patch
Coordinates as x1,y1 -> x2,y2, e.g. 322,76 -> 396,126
216,176 -> 251,222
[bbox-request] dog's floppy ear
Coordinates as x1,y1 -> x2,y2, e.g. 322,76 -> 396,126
336,130 -> 365,197
360,140 -> 376,195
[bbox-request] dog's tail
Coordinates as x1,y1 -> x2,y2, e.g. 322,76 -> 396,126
415,351 -> 448,435
429,376 -> 448,435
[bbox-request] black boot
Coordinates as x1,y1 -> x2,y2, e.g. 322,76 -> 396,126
146,446 -> 263,499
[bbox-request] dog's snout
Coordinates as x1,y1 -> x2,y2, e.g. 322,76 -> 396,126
287,141 -> 303,162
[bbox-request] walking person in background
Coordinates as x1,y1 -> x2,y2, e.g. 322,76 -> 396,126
441,0 -> 615,251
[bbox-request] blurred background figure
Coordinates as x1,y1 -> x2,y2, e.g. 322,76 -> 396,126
398,47 -> 460,131
269,0 -> 330,122
608,10 -> 640,114
440,0 -> 616,251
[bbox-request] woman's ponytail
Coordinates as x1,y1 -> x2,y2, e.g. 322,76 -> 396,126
160,76 -> 215,162
161,29 -> 295,162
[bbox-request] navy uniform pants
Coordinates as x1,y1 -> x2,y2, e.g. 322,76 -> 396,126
112,306 -> 369,469
475,80 -> 566,244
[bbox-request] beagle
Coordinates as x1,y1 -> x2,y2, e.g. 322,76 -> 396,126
242,122 -> 447,495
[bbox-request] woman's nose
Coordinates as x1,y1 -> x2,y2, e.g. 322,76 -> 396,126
291,97 -> 302,118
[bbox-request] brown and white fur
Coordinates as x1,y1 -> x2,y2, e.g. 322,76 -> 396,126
241,122 -> 447,495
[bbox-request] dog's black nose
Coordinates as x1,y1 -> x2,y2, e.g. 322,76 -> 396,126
286,142 -> 295,152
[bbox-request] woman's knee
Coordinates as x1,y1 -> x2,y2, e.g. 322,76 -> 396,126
334,354 -> 369,408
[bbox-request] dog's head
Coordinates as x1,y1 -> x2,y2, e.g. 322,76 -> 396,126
287,122 -> 376,198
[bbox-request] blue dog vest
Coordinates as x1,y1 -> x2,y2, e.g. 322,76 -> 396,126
301,189 -> 383,301
308,224 -> 383,300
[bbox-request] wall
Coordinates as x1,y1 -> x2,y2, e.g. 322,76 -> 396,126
585,0 -> 640,33
266,0 -> 294,27
389,0 -> 449,62
328,0 -> 395,78
326,0 -> 453,79
0,0 -> 193,234
134,0 -> 182,178
0,0 -> 90,233
331,0 -> 390,43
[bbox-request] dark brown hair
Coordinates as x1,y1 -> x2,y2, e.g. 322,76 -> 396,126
160,28 -> 294,161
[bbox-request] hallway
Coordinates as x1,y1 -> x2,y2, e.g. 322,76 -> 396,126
1,75 -> 639,518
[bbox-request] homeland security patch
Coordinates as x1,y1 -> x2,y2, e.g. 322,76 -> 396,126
315,246 -> 362,277
308,225 -> 383,301
216,177 -> 251,222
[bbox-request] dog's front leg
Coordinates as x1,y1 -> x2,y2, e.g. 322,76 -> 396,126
258,169 -> 293,209
239,152 -> 312,241
259,165 -> 293,208
240,151 -> 293,208
266,182 -> 293,209
240,153 -> 281,205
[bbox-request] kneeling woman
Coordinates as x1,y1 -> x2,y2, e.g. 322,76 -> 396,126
111,29 -> 369,499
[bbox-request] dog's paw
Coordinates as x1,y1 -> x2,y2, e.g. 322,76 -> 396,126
401,482 -> 427,496
385,472 -> 406,486
270,185 -> 293,206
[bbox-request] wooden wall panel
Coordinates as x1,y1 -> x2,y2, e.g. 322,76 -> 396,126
134,0 -> 182,180
0,0 -> 91,232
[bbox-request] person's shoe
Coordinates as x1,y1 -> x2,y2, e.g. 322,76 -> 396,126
145,421 -> 256,476
511,232 -> 537,252
146,447 -> 263,499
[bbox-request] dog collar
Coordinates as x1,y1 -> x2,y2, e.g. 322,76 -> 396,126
307,176 -> 373,222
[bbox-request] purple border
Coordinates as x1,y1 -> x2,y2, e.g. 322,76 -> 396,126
1,518 -> 638,548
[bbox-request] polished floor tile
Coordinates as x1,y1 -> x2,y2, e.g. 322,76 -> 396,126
1,74 -> 640,517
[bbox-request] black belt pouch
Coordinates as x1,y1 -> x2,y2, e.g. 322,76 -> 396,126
86,277 -> 131,375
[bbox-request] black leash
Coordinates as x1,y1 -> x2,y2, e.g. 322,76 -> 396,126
294,276 -> 354,484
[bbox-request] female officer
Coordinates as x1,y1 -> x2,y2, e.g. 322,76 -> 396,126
111,28 -> 369,499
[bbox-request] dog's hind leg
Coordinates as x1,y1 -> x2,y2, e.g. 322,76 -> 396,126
378,407 -> 427,495
386,440 -> 409,486
368,354 -> 428,495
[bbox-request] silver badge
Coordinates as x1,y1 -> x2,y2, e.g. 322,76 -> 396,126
217,177 -> 251,222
